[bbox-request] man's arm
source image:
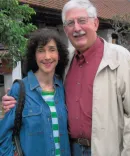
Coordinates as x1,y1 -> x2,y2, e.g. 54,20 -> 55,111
0,108 -> 16,155
2,94 -> 16,113
117,49 -> 130,156
121,117 -> 130,156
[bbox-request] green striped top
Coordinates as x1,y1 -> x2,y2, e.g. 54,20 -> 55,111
42,91 -> 60,156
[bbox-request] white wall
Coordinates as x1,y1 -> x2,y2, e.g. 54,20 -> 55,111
98,29 -> 113,43
4,74 -> 12,91
12,61 -> 22,81
4,61 -> 22,91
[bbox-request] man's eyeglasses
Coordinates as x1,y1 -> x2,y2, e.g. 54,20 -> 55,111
63,17 -> 94,27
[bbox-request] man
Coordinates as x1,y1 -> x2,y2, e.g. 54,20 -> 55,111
2,0 -> 130,156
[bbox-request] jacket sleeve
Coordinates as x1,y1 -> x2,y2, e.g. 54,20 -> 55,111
0,108 -> 16,156
121,117 -> 130,156
0,83 -> 20,156
117,49 -> 130,156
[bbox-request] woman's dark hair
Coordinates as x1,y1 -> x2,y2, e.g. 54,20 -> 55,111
25,28 -> 69,79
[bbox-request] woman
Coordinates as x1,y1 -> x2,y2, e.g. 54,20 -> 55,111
0,28 -> 71,156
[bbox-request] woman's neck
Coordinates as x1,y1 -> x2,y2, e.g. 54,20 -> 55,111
35,70 -> 54,91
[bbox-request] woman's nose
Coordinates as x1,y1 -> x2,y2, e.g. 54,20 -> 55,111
44,51 -> 51,59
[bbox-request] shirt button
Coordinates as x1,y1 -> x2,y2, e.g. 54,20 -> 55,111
76,117 -> 78,119
52,151 -> 55,155
80,132 -> 83,136
61,149 -> 65,153
77,82 -> 80,85
76,97 -> 79,102
55,100 -> 58,104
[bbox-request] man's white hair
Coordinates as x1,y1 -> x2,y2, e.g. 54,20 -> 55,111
62,0 -> 97,23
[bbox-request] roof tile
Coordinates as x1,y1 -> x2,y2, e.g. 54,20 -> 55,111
20,0 -> 130,19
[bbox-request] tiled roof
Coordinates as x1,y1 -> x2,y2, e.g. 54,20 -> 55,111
20,0 -> 68,10
91,0 -> 130,19
20,0 -> 130,20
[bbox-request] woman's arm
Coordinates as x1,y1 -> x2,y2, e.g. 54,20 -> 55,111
0,107 -> 16,155
0,82 -> 20,155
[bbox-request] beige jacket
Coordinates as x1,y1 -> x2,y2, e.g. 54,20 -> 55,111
64,40 -> 130,156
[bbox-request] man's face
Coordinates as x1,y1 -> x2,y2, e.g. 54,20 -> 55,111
64,8 -> 99,53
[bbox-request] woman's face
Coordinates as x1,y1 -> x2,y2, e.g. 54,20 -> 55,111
35,39 -> 59,75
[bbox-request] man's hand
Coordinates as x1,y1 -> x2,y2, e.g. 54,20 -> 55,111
2,94 -> 16,113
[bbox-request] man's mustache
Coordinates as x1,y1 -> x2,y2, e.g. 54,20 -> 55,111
73,31 -> 86,37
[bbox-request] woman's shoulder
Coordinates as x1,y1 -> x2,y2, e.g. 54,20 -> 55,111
8,74 -> 29,98
54,75 -> 64,87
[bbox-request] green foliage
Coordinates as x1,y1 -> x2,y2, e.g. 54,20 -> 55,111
0,0 -> 37,66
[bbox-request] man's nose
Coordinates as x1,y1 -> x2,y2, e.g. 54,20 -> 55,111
73,20 -> 81,31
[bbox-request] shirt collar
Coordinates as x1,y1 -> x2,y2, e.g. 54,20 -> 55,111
27,70 -> 62,90
75,37 -> 103,62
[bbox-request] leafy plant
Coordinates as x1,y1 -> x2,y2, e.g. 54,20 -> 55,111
0,0 -> 37,66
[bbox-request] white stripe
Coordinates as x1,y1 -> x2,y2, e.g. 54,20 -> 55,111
52,118 -> 58,124
42,95 -> 54,101
42,93 -> 61,154
55,143 -> 60,149
53,130 -> 59,137
50,106 -> 56,112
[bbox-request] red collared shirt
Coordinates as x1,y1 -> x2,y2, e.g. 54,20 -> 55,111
65,37 -> 104,139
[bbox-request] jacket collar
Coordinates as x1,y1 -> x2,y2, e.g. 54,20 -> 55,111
27,70 -> 62,90
64,38 -> 120,81
96,39 -> 120,75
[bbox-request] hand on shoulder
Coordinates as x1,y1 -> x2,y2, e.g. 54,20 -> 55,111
2,94 -> 16,113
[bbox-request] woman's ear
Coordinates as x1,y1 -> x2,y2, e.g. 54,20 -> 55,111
58,55 -> 60,60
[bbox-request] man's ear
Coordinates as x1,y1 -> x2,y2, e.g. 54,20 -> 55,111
94,18 -> 99,31
63,26 -> 68,37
